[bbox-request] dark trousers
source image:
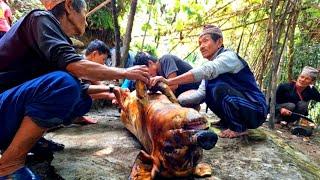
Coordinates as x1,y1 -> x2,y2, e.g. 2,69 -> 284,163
0,31 -> 6,39
206,83 -> 266,132
0,71 -> 92,150
276,101 -> 308,123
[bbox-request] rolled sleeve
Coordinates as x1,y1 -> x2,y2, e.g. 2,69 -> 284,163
190,51 -> 244,82
29,14 -> 82,69
159,55 -> 179,78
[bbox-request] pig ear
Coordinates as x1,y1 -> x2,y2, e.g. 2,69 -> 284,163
150,152 -> 160,179
135,80 -> 148,100
140,150 -> 153,163
155,82 -> 178,104
151,163 -> 160,179
129,151 -> 155,179
113,88 -> 127,111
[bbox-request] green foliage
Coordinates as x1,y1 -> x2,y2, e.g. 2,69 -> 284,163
86,0 -> 113,30
88,10 -> 114,30
141,23 -> 152,31
132,42 -> 157,57
9,0 -> 43,21
86,0 -> 131,31
309,98 -> 320,124
184,52 -> 200,66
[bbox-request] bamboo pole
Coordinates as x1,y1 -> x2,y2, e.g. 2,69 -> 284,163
121,0 -> 138,68
111,0 -> 121,67
86,0 -> 112,17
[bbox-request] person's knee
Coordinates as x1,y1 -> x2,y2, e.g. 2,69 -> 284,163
25,71 -> 83,126
50,71 -> 80,93
39,71 -> 81,100
39,71 -> 84,108
205,85 -> 230,113
212,84 -> 229,95
281,103 -> 295,111
210,84 -> 231,101
296,101 -> 308,113
178,90 -> 198,107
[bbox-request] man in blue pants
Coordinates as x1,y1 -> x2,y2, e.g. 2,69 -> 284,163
150,25 -> 267,138
0,0 -> 149,178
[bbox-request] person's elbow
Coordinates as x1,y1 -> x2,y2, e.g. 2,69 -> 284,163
66,60 -> 89,79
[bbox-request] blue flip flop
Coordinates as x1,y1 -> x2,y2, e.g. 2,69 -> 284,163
0,167 -> 40,180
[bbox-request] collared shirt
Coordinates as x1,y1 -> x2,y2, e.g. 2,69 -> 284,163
178,48 -> 244,106
276,82 -> 320,104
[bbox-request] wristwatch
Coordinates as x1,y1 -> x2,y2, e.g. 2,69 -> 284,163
108,84 -> 115,93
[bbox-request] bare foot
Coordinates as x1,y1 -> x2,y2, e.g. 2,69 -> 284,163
73,116 -> 97,125
219,129 -> 248,138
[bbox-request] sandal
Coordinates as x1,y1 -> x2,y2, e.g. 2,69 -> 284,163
31,137 -> 64,153
27,137 -> 63,163
0,166 -> 40,180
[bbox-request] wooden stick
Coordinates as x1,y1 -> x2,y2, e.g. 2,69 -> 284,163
86,0 -> 112,17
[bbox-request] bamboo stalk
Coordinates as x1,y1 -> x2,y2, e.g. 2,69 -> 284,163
86,0 -> 112,17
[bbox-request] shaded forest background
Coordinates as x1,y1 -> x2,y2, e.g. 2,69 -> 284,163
9,0 -> 320,124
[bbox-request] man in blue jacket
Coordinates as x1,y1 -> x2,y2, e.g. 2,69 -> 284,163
0,0 -> 149,178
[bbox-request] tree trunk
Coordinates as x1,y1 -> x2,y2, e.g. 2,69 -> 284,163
237,26 -> 245,54
269,0 -> 295,129
140,7 -> 152,51
121,0 -> 138,68
268,0 -> 281,129
287,1 -> 300,81
111,0 -> 121,67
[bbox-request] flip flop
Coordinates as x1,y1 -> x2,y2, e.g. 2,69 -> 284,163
0,166 -> 40,180
291,126 -> 313,137
27,137 -> 63,163
36,137 -> 65,152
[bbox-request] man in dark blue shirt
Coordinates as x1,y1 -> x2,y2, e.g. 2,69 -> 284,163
125,52 -> 200,97
0,0 -> 149,178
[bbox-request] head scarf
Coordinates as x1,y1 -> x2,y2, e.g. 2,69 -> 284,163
40,0 -> 65,10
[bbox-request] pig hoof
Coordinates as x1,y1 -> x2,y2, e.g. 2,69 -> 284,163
194,163 -> 212,177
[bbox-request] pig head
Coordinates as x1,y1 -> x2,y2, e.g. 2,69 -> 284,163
114,81 -> 218,179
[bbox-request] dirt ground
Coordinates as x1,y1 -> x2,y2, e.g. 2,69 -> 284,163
28,105 -> 320,180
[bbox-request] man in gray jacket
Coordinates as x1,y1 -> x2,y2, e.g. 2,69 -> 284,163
151,25 -> 267,138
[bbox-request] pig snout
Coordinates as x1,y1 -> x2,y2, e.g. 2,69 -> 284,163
194,130 -> 218,150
